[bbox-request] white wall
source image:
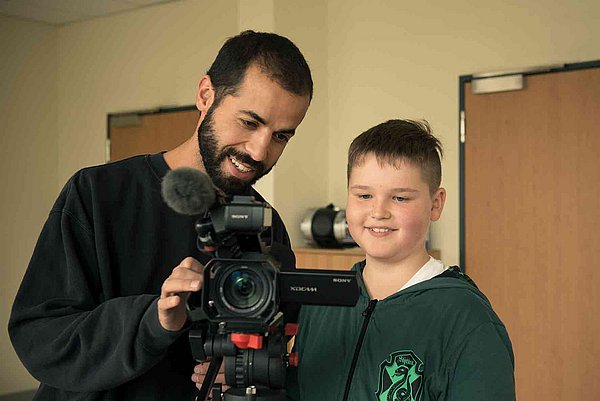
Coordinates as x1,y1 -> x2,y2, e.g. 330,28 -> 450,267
2,0 -> 600,394
272,0 -> 330,247
325,0 -> 600,265
0,15 -> 58,393
56,0 -> 239,184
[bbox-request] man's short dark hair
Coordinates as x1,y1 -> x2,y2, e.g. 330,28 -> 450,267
347,119 -> 443,195
207,30 -> 313,107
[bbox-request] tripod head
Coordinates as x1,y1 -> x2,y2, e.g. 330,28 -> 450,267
191,313 -> 296,401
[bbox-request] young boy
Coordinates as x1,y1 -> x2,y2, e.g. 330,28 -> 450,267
286,119 -> 515,401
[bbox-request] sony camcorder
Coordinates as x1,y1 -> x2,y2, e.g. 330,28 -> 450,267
186,195 -> 359,333
161,168 -> 360,400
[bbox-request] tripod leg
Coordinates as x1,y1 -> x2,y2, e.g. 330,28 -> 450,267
194,357 -> 224,401
211,383 -> 223,401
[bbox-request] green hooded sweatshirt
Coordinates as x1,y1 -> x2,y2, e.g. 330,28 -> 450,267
286,262 -> 515,401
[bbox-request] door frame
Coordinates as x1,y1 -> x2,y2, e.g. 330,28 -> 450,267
458,59 -> 600,269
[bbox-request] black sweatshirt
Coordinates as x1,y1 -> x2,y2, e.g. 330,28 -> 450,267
8,153 -> 293,400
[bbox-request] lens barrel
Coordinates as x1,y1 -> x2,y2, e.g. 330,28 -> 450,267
223,269 -> 263,310
206,260 -> 276,322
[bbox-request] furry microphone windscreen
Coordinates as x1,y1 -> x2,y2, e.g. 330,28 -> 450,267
161,167 -> 216,215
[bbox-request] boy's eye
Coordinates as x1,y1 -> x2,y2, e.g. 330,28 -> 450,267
393,196 -> 409,202
358,194 -> 372,200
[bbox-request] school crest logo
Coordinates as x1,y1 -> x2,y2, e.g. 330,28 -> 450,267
376,350 -> 424,401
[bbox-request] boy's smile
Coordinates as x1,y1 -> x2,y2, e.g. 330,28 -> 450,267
365,226 -> 397,236
346,153 -> 445,266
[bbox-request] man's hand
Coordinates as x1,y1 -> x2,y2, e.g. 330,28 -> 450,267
158,257 -> 203,331
192,361 -> 227,392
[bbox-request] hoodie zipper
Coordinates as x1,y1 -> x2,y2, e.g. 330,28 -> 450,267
342,299 -> 378,401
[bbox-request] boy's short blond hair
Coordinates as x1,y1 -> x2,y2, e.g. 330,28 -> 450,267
347,119 -> 443,195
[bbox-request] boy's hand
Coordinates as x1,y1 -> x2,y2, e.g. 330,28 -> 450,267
158,257 -> 203,331
192,361 -> 228,391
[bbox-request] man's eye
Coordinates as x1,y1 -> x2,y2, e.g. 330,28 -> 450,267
273,133 -> 290,143
242,119 -> 258,129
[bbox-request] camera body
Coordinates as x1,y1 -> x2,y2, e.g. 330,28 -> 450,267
184,194 -> 359,400
186,195 -> 359,334
161,168 -> 360,399
197,255 -> 280,332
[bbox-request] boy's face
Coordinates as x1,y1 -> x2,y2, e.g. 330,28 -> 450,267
346,153 -> 445,265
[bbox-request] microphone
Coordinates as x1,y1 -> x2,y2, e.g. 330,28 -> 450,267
161,167 -> 216,215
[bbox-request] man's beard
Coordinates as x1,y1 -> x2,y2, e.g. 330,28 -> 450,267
198,108 -> 273,195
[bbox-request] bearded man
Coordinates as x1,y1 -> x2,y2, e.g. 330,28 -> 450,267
9,30 -> 313,401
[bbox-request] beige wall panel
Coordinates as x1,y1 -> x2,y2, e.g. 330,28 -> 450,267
0,16 -> 58,394
56,0 -> 239,186
273,0 -> 329,247
326,0 -> 600,266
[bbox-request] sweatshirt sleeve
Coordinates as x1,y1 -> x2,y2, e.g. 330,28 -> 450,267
446,322 -> 516,401
8,180 -> 184,392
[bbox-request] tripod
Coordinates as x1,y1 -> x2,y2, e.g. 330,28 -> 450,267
191,318 -> 297,401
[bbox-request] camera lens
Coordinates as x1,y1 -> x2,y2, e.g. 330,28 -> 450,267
223,269 -> 263,311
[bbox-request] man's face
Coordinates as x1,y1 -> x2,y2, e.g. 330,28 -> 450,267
197,65 -> 310,195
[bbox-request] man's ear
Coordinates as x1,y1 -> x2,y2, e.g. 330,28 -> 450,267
430,187 -> 446,222
196,75 -> 215,113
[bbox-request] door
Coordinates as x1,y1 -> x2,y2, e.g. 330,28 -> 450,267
108,106 -> 199,162
460,63 -> 600,401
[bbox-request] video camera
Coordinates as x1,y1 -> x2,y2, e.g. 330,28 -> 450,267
186,194 -> 358,332
161,168 -> 360,401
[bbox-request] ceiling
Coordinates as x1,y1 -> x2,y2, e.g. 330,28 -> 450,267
0,0 -> 181,26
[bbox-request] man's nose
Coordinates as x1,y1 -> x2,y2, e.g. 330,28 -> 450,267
245,130 -> 271,162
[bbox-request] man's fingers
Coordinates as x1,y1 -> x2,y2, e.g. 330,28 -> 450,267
159,257 -> 204,298
194,363 -> 208,375
191,361 -> 228,391
157,295 -> 181,311
179,256 -> 204,273
157,257 -> 205,332
160,277 -> 201,298
192,372 -> 226,386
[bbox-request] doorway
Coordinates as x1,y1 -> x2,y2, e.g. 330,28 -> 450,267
460,61 -> 600,401
107,106 -> 198,162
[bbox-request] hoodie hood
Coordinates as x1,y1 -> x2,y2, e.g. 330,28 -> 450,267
351,259 -> 493,308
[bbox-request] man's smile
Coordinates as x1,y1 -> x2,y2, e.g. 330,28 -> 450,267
229,155 -> 255,173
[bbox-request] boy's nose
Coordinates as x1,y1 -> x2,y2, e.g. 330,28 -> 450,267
245,131 -> 271,162
371,201 -> 391,219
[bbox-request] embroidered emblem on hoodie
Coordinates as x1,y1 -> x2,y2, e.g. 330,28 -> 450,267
376,350 -> 424,401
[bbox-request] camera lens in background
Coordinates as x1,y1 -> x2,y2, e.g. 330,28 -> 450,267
222,268 -> 265,312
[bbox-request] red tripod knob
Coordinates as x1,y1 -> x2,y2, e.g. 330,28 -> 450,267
288,352 -> 299,367
231,333 -> 263,349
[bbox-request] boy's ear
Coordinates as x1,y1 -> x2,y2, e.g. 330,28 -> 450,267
196,75 -> 215,113
430,187 -> 446,222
